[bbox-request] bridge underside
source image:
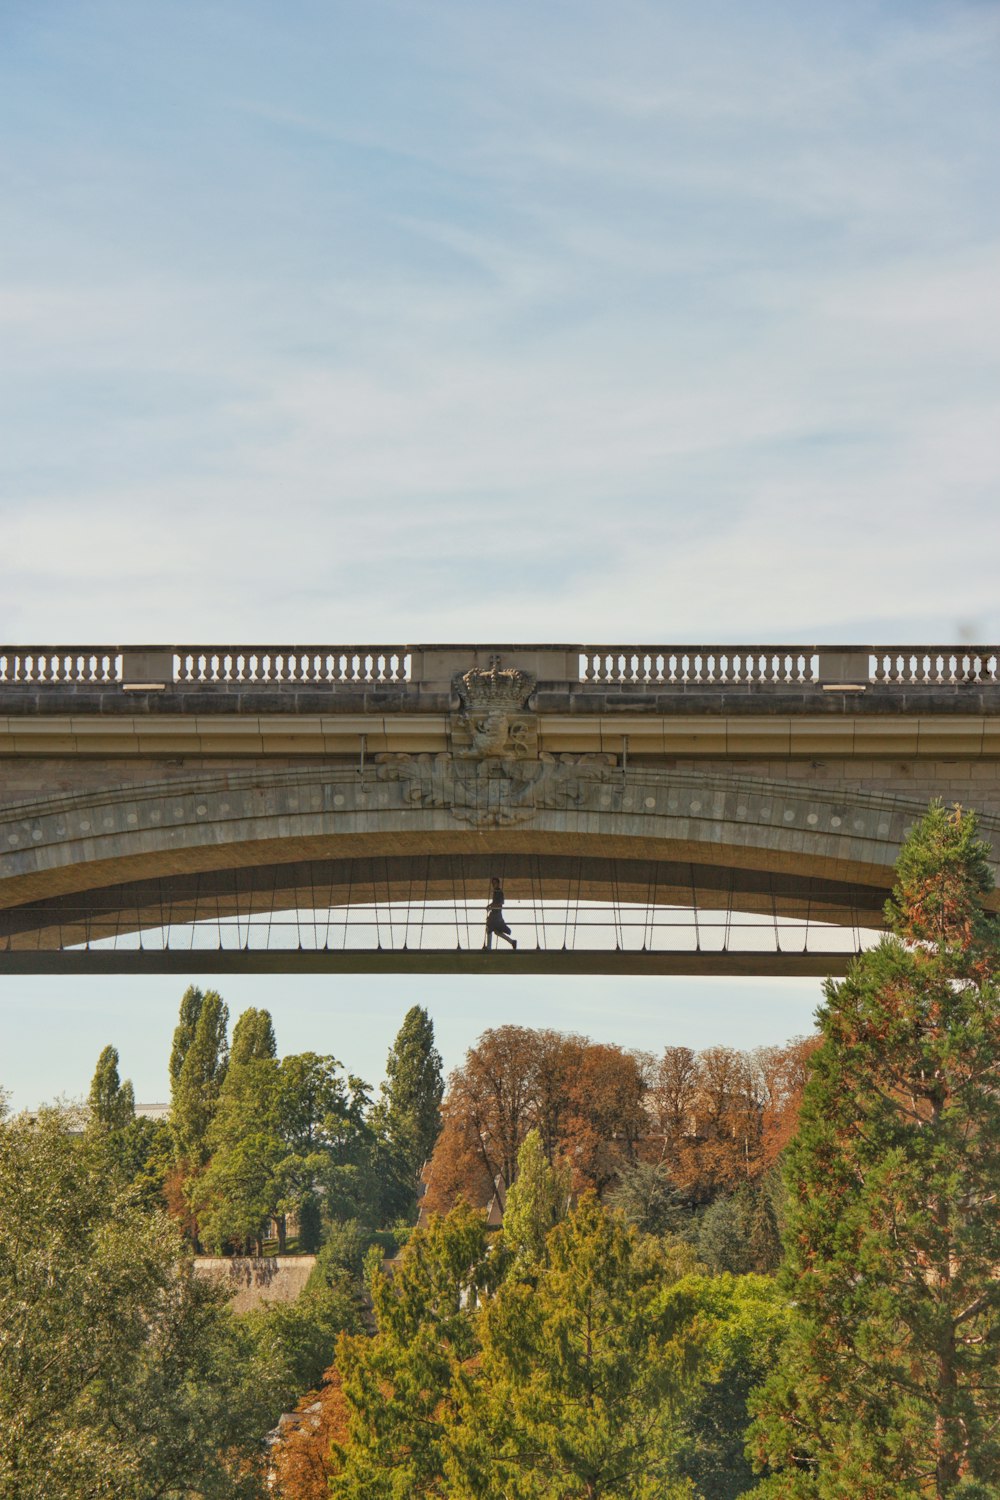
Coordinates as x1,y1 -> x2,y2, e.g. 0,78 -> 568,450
1,761 -> 995,975
0,852 -> 883,975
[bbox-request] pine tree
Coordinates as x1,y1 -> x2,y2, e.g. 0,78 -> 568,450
330,1202 -> 492,1496
88,1044 -> 135,1131
450,1194 -> 703,1498
749,804 -> 1000,1498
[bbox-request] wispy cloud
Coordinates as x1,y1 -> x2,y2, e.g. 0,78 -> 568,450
1,0 -> 998,643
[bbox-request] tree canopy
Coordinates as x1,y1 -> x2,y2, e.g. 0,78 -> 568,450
750,803 -> 1000,1498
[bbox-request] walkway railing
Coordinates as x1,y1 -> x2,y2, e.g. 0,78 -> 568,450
0,645 -> 996,688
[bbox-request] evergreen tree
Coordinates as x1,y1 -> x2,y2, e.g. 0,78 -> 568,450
171,990 -> 229,1166
450,1195 -> 704,1498
749,804 -> 1000,1498
330,1203 -> 492,1496
608,1157 -> 688,1237
88,1044 -> 135,1131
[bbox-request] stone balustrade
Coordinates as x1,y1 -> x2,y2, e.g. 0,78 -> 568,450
0,643 -> 996,691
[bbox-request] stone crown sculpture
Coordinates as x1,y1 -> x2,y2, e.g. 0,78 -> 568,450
452,657 -> 536,759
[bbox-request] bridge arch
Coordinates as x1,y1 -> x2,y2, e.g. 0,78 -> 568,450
2,757 -> 994,968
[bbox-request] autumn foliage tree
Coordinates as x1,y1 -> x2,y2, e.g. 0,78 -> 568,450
424,1025 -> 814,1218
749,804 -> 1000,1498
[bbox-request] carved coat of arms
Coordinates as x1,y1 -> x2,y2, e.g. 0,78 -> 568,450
374,754 -> 617,828
452,658 -> 536,760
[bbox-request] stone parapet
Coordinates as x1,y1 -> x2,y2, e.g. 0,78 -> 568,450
2,680 -> 1000,719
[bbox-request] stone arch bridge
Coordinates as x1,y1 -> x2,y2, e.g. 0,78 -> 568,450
1,642 -> 998,974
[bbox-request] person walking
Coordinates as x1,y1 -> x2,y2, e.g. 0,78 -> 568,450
484,875 -> 517,950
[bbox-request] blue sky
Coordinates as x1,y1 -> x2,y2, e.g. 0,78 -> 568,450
2,1 -> 999,1104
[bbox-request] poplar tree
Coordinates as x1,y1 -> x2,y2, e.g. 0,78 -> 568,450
749,804 -> 1000,1498
168,985 -> 204,1093
171,990 -> 229,1166
229,1006 -> 277,1067
88,1044 -> 135,1131
380,1005 -> 444,1173
373,1005 -> 444,1218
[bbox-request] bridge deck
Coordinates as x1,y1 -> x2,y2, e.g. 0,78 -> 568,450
0,947 -> 856,976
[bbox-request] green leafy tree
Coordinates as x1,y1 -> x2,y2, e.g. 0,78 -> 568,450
168,984 -> 204,1092
502,1126 -> 571,1272
171,989 -> 229,1166
330,1203 -> 493,1497
670,1272 -> 791,1500
749,804 -> 1000,1498
230,1005 -> 277,1066
87,1043 -> 135,1131
196,1049 -> 373,1252
451,1195 -> 705,1498
373,1005 -> 444,1218
0,1103 -> 286,1498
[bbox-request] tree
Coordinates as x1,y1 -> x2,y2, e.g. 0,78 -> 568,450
502,1127 -> 571,1272
565,1043 -> 650,1196
608,1158 -> 689,1237
87,1043 -> 135,1131
373,1006 -> 444,1218
171,988 -> 229,1166
196,1049 -> 373,1253
450,1194 -> 705,1498
230,1005 -> 277,1066
749,804 -> 1000,1498
270,1366 -> 352,1500
671,1272 -> 792,1500
168,983 -> 204,1092
330,1202 -> 493,1497
0,1103 -> 286,1498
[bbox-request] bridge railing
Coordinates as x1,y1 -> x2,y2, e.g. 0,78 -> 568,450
0,649 -> 122,685
579,648 -> 819,685
173,648 -> 411,684
872,650 -> 998,685
0,645 -> 996,688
